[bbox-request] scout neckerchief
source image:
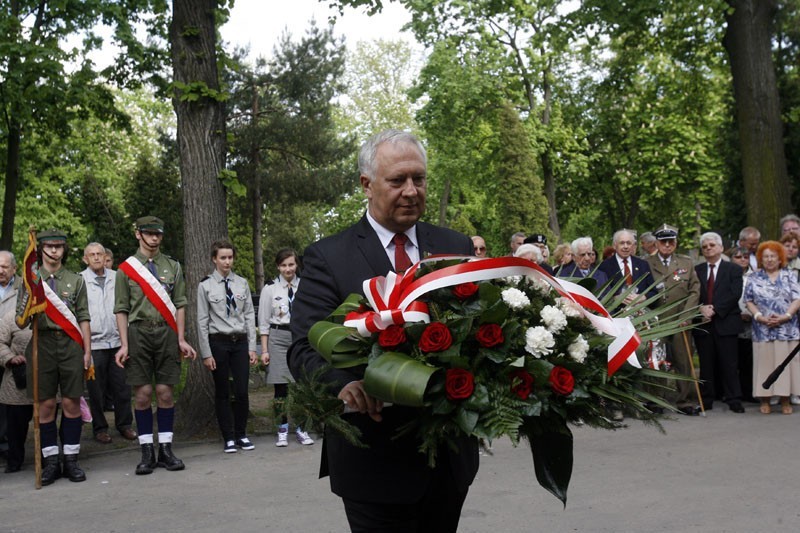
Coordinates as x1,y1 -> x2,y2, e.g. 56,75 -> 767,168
43,278 -> 84,346
119,256 -> 178,332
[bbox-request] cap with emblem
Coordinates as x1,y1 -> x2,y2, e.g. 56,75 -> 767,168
524,233 -> 548,246
37,229 -> 67,244
653,224 -> 678,241
136,216 -> 165,234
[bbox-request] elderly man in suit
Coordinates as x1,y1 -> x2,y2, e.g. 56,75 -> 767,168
598,229 -> 658,306
558,237 -> 608,288
646,224 -> 702,414
288,130 -> 478,532
693,231 -> 745,413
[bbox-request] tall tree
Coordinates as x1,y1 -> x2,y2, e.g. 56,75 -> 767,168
171,0 -> 229,436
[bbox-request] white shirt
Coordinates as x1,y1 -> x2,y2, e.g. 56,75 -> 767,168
365,211 -> 420,269
615,254 -> 633,274
705,259 -> 721,281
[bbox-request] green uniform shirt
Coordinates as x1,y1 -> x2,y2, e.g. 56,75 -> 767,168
114,250 -> 187,322
30,267 -> 89,331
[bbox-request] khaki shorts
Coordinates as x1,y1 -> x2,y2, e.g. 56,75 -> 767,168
126,321 -> 181,386
26,330 -> 85,400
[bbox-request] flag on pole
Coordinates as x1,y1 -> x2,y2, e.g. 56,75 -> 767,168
16,228 -> 47,328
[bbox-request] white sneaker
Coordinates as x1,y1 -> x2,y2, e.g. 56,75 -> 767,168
791,395 -> 800,406
224,440 -> 237,453
236,437 -> 255,451
276,430 -> 288,447
296,430 -> 314,445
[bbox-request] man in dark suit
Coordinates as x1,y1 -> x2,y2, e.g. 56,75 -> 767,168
558,237 -> 608,288
288,130 -> 478,532
692,231 -> 745,412
598,229 -> 658,306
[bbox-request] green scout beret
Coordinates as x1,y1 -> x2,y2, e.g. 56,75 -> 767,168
37,228 -> 67,244
136,216 -> 165,233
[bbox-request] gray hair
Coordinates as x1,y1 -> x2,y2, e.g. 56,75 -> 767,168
571,237 -> 593,254
514,243 -> 543,262
358,129 -> 427,181
510,231 -> 526,243
700,231 -> 723,247
84,242 -> 105,255
0,250 -> 16,267
612,229 -> 636,245
780,214 -> 800,231
639,231 -> 656,244
738,226 -> 760,240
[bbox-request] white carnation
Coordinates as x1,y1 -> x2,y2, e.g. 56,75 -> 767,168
502,288 -> 530,310
525,326 -> 555,358
568,334 -> 590,363
540,305 -> 568,334
525,275 -> 552,294
557,297 -> 583,318
504,275 -> 523,285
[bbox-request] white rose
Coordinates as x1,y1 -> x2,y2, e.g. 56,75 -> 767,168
502,288 -> 530,310
541,305 -> 568,334
525,326 -> 555,358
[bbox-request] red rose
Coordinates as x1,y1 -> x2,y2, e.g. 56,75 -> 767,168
476,323 -> 504,348
452,282 -> 479,300
445,368 -> 475,400
378,325 -> 406,349
510,369 -> 534,400
548,366 -> 575,396
419,322 -> 453,352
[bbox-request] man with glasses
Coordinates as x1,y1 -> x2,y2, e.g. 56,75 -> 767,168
647,224 -> 702,414
780,214 -> 800,237
471,236 -> 488,258
558,237 -> 608,287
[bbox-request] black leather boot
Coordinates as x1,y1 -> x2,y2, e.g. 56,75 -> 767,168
62,454 -> 86,482
157,443 -> 185,471
135,443 -> 156,475
41,455 -> 61,486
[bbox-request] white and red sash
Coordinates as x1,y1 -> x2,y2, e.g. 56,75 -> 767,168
119,257 -> 178,332
43,282 -> 84,347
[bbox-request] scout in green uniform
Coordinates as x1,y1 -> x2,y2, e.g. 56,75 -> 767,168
114,216 -> 196,475
21,229 -> 92,485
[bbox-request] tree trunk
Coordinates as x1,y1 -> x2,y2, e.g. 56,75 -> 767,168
1,121 -> 21,250
724,0 -> 791,238
438,177 -> 451,227
251,84 -> 265,291
540,59 -> 561,242
170,0 -> 228,437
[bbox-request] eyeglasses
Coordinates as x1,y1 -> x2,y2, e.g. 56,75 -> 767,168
474,246 -> 486,251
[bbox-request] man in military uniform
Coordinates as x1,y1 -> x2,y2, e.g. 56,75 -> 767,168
21,230 -> 92,484
114,216 -> 196,475
646,224 -> 702,415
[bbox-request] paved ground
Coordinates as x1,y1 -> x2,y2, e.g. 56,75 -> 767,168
1,403 -> 799,532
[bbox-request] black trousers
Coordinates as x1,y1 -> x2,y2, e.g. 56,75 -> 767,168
341,458 -> 469,533
695,330 -> 742,406
3,404 -> 33,469
209,337 -> 250,441
86,348 -> 133,435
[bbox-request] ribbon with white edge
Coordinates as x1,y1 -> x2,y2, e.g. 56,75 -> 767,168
119,257 -> 178,332
43,282 -> 84,346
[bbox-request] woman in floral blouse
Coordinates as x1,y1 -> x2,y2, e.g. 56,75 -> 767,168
744,241 -> 800,414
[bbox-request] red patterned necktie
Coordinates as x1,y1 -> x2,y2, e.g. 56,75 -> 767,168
707,264 -> 715,305
623,258 -> 633,285
393,233 -> 412,273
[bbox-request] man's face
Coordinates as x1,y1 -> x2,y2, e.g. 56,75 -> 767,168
574,245 -> 593,270
701,239 -> 723,263
104,254 -> 113,269
782,220 -> 800,236
510,236 -> 524,254
472,237 -> 487,257
277,256 -> 297,282
41,242 -> 65,267
641,240 -> 657,255
740,233 -> 759,252
212,248 -> 235,277
614,232 -> 635,259
0,253 -> 16,286
136,230 -> 163,252
656,239 -> 676,259
361,142 -> 426,234
83,245 -> 106,273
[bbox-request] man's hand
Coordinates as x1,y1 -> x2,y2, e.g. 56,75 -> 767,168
114,345 -> 129,368
179,340 -> 196,361
700,304 -> 715,320
338,380 -> 383,422
202,357 -> 216,371
83,351 -> 92,370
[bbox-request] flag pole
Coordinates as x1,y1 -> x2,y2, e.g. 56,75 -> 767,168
32,317 -> 41,489
682,331 -> 706,417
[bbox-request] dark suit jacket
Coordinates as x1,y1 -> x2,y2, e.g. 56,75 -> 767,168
288,215 -> 479,504
692,260 -> 743,337
598,254 -> 658,301
557,262 -> 609,288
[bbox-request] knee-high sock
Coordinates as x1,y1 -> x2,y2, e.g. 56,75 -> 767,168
61,415 -> 82,455
41,420 -> 59,457
136,408 -> 154,444
157,407 -> 175,443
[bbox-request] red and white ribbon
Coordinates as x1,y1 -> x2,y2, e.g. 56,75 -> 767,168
344,255 -> 641,377
119,257 -> 178,332
43,282 -> 84,347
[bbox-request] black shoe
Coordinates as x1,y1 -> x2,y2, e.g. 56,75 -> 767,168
157,443 -> 185,471
729,402 -> 745,413
62,454 -> 86,482
678,405 -> 701,416
135,443 -> 157,475
41,455 -> 61,486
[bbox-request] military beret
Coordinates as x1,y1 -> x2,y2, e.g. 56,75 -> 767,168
37,228 -> 67,244
653,223 -> 678,240
136,216 -> 165,233
524,233 -> 548,246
